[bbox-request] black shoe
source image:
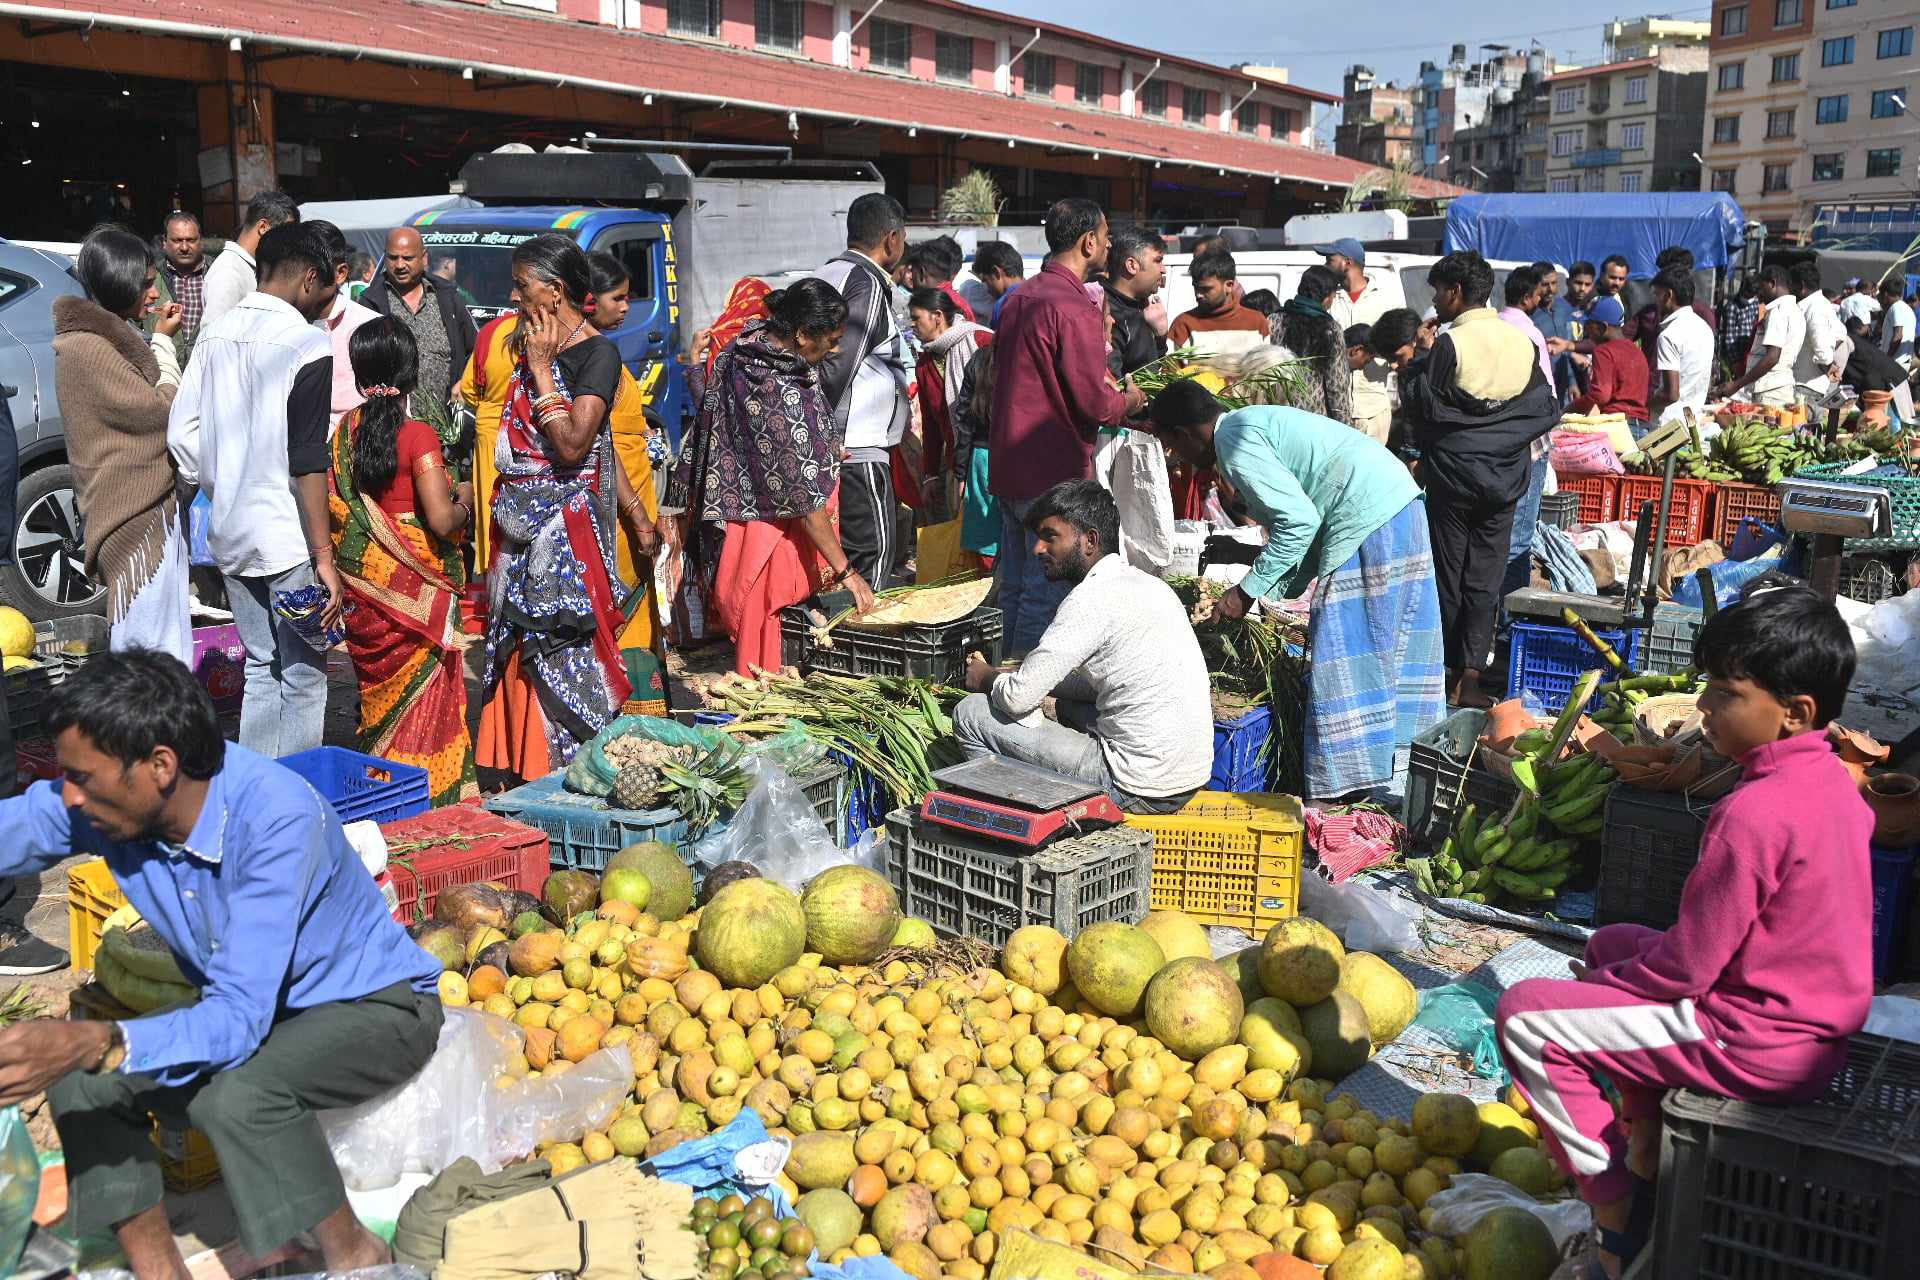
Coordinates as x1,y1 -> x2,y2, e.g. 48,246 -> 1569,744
0,932 -> 68,976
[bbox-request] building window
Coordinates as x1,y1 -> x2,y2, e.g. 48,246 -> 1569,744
1772,52 -> 1800,81
1585,168 -> 1606,192
1766,107 -> 1796,136
1183,86 -> 1209,125
666,0 -> 720,37
1023,52 -> 1054,96
1828,0 -> 1856,7
1552,129 -> 1580,156
1624,75 -> 1648,104
868,17 -> 910,69
1713,114 -> 1741,141
934,32 -> 972,83
1822,36 -> 1855,65
1620,171 -> 1644,192
1722,4 -> 1747,34
1763,162 -> 1793,192
1718,62 -> 1746,91
1711,167 -> 1737,193
1529,155 -> 1546,177
1550,175 -> 1576,192
1816,94 -> 1850,122
1076,63 -> 1103,104
1137,79 -> 1166,117
1867,147 -> 1905,177
1881,27 -> 1915,59
754,0 -> 803,51
1812,152 -> 1845,180
1271,106 -> 1296,137
1775,0 -> 1802,24
1621,122 -> 1646,149
1553,87 -> 1578,113
1872,88 -> 1907,117
1237,101 -> 1260,133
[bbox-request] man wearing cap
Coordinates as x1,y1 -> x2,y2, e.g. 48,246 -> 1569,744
1839,277 -> 1882,330
1324,239 -> 1391,331
1568,296 -> 1650,429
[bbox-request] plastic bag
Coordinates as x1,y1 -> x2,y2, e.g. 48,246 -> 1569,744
646,1108 -> 792,1209
1670,543 -> 1786,611
187,490 -> 215,568
1094,429 -> 1175,572
320,1009 -> 632,1191
1411,983 -> 1510,1086
1425,1173 -> 1592,1248
1300,870 -> 1418,954
0,1107 -> 39,1276
689,757 -> 885,889
915,518 -> 972,585
565,714 -> 736,798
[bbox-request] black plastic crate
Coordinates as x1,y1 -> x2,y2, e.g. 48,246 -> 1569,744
1596,785 -> 1717,929
883,808 -> 1151,947
781,606 -> 1003,683
2,665 -> 55,745
1655,1033 -> 1920,1280
1539,490 -> 1581,531
1402,709 -> 1522,847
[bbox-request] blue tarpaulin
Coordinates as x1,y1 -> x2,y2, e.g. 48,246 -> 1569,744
1444,194 -> 1748,276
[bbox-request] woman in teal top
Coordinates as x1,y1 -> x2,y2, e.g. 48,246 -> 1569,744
1149,382 -> 1445,800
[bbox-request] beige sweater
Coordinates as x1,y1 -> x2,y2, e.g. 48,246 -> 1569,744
51,296 -> 182,621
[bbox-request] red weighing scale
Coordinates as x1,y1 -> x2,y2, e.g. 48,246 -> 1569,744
919,756 -> 1125,848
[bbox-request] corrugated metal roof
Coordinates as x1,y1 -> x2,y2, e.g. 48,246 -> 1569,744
5,0 -> 1462,195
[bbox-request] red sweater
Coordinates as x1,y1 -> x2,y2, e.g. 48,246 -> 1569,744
1572,337 -> 1650,421
1589,733 -> 1874,1090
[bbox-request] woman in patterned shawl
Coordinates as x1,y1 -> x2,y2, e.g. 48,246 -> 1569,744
671,278 -> 875,674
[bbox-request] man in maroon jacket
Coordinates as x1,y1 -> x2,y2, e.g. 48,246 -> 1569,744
1569,295 -> 1650,426
990,198 -> 1145,651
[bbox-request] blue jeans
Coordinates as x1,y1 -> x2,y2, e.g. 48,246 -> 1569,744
225,562 -> 329,758
993,497 -> 1070,654
1503,452 -> 1551,605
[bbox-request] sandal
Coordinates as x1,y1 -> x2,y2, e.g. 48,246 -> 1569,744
1596,1173 -> 1657,1277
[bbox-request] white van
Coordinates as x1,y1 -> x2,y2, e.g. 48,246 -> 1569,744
1158,250 -> 1540,327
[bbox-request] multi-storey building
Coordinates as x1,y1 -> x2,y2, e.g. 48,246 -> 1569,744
1336,66 -> 1417,169
1543,47 -> 1710,194
1700,0 -> 1819,232
1412,46 -> 1538,177
1798,0 -> 1918,226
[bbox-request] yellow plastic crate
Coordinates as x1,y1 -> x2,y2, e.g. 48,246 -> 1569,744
1126,791 -> 1305,935
67,858 -> 127,972
153,1121 -> 221,1192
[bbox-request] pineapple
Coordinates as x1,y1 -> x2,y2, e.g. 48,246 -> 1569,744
611,761 -> 664,811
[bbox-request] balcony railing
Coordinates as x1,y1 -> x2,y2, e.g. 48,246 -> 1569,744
1571,147 -> 1622,168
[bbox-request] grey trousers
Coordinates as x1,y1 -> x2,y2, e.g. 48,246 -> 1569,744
50,982 -> 442,1258
952,692 -> 1193,815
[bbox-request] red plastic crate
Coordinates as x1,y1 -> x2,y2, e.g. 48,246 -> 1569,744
380,807 -> 549,926
463,581 -> 488,638
1614,475 -> 1712,546
1553,471 -> 1618,524
1710,481 -> 1781,548
16,739 -> 57,785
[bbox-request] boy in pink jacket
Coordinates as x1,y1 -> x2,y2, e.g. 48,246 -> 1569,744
1496,583 -> 1873,1279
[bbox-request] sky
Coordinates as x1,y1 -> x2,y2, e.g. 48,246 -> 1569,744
975,1 -> 1720,139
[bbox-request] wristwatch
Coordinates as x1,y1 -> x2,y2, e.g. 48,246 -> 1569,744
93,1022 -> 127,1074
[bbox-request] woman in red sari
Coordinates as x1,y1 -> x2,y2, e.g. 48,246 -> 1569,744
329,318 -> 478,805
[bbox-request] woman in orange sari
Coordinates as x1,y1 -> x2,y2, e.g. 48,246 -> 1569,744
329,317 -> 478,805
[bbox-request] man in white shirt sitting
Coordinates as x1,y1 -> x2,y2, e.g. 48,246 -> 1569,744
954,480 -> 1213,815
1714,265 -> 1804,408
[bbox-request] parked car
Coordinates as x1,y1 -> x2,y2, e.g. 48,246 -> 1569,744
0,238 -> 102,620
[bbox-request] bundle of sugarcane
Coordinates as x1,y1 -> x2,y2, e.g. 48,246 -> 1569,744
1127,346 -> 1318,411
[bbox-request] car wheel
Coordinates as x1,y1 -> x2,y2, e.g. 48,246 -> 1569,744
0,464 -> 105,620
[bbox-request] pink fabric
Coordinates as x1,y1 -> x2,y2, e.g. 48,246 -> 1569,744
325,294 -> 382,424
1306,808 -> 1404,882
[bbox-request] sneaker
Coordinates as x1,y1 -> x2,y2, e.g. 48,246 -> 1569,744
0,932 -> 68,976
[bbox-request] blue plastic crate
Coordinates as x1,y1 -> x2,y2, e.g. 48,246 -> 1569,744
278,747 -> 430,826
484,772 -> 690,871
1211,705 -> 1273,792
1872,845 -> 1916,981
1505,621 -> 1639,715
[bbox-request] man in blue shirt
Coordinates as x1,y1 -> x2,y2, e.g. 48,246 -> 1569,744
0,650 -> 442,1275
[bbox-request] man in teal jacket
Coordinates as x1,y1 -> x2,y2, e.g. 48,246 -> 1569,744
1149,382 -> 1444,800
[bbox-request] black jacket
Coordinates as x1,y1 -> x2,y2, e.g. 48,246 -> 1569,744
1400,332 -> 1560,506
360,274 -> 479,395
1105,284 -> 1166,377
1845,339 -> 1913,395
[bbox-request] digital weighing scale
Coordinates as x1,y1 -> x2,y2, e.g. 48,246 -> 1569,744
919,756 -> 1125,848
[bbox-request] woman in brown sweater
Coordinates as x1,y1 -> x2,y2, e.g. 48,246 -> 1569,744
53,225 -> 189,659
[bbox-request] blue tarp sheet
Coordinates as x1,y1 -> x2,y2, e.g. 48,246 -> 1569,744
1444,194 -> 1748,276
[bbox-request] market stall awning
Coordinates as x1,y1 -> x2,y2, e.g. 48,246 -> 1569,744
0,0 -> 1463,195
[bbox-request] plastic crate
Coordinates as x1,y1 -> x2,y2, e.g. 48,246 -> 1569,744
380,807 -> 552,926
1211,704 -> 1273,792
155,1121 -> 221,1193
1615,475 -> 1713,546
1538,490 -> 1581,531
780,607 -> 1003,682
1840,553 -> 1910,606
190,623 -> 247,714
1639,604 -> 1703,676
883,808 -> 1152,948
1654,1032 -> 1920,1280
1553,471 -> 1619,524
1506,620 -> 1638,715
16,738 -> 57,786
1871,845 -> 1916,982
278,746 -> 431,826
1596,786 -> 1715,929
1796,460 -> 1920,551
485,771 -> 691,871
32,614 -> 109,683
1712,481 -> 1781,548
1125,791 -> 1304,934
1403,709 -> 1523,847
67,858 -> 128,973
3,664 -> 54,744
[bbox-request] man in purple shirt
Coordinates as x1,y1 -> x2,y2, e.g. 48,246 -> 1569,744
989,198 -> 1145,650
0,651 -> 441,1276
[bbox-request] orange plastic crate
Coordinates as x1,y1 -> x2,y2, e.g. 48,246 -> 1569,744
1553,471 -> 1619,524
1126,791 -> 1305,934
1616,476 -> 1713,546
1711,481 -> 1782,547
